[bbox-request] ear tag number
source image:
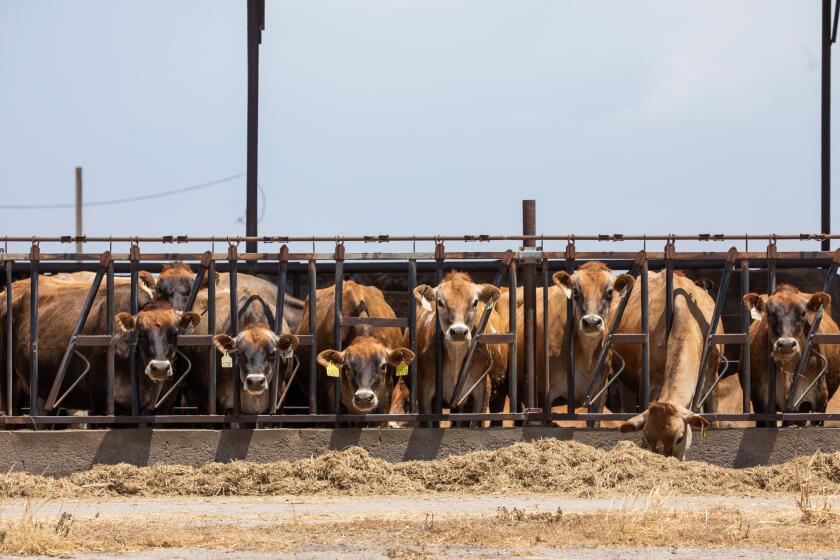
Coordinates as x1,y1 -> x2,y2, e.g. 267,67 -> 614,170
326,361 -> 340,378
396,360 -> 408,377
750,307 -> 761,321
280,346 -> 294,360
221,350 -> 233,369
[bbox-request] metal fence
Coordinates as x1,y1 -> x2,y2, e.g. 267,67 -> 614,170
2,233 -> 840,427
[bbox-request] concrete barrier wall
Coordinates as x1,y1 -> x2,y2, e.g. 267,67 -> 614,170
1,427 -> 839,476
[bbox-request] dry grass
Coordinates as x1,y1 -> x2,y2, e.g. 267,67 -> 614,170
0,440 -> 840,498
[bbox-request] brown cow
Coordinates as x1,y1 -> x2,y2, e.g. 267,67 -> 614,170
297,281 -> 406,415
743,285 -> 840,415
497,262 -> 633,411
413,272 -> 508,416
616,271 -> 716,460
2,274 -> 197,415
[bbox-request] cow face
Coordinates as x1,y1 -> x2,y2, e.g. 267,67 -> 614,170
620,401 -> 709,461
155,263 -> 196,312
414,272 -> 500,346
317,337 -> 415,413
115,301 -> 200,382
744,286 -> 831,412
553,262 -> 632,338
213,328 -> 298,396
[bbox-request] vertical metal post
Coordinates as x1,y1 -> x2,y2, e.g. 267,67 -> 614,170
507,259 -> 518,413
307,260 -> 318,414
106,254 -> 115,416
767,242 -> 777,415
333,245 -> 344,418
542,258 -> 551,419
740,259 -> 751,414
271,245 -> 288,414
664,240 -> 675,340
822,0 -> 832,252
565,243 -> 575,414
408,259 -> 418,413
434,242 -> 444,414
245,0 -> 264,254
207,259 -> 217,415
129,245 -> 140,417
640,253 -> 650,411
228,245 -> 241,417
28,245 -> 39,416
5,260 -> 13,415
75,167 -> 83,255
522,200 -> 537,410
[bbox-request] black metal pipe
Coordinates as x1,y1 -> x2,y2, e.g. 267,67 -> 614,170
543,259 -> 551,418
640,257 -> 650,411
106,258 -> 115,416
29,261 -> 38,416
522,200 -> 537,410
434,255 -> 444,414
507,259 -> 517,413
740,259 -> 751,414
822,0 -> 832,252
184,257 -> 208,313
129,258 -> 140,417
665,259 -> 674,339
245,0 -> 264,254
5,260 -> 12,415
207,259 -> 217,415
308,260 -> 317,414
408,259 -> 418,414
768,251 -> 777,415
333,256 -> 344,418
565,257 -> 575,415
271,250 -> 287,414
229,256 -> 240,417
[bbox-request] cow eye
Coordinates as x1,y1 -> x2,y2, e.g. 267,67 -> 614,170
675,433 -> 685,445
801,310 -> 807,318
268,351 -> 277,360
472,299 -> 478,308
437,299 -> 445,308
605,288 -> 614,299
379,363 -> 388,372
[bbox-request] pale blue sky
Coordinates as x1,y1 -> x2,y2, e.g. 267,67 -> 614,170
0,1 -> 833,253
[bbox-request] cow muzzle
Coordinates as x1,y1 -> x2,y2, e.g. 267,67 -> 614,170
446,324 -> 471,343
579,314 -> 604,335
773,337 -> 799,358
145,360 -> 173,382
352,389 -> 378,412
244,373 -> 268,395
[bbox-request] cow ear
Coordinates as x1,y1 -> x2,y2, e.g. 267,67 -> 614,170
614,274 -> 634,294
478,284 -> 501,304
553,271 -> 574,298
619,412 -> 647,433
212,334 -> 235,354
178,312 -> 201,332
807,292 -> 831,312
684,411 -> 710,429
200,271 -> 220,289
743,293 -> 765,318
276,333 -> 299,353
413,285 -> 435,311
316,349 -> 345,368
138,271 -> 157,291
387,347 -> 416,367
115,312 -> 136,333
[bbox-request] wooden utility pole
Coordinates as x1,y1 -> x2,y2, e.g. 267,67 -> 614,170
75,167 -> 83,254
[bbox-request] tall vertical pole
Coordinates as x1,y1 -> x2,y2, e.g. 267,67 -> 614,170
823,0 -> 832,252
245,0 -> 264,254
522,200 -> 537,410
75,167 -> 83,255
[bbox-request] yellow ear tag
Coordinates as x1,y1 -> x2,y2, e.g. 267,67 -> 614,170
221,350 -> 233,369
326,361 -> 340,378
701,424 -> 707,440
396,360 -> 408,377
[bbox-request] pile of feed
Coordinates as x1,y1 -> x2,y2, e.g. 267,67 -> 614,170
2,440 -> 839,498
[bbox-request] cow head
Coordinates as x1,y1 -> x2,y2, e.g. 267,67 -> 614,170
213,326 -> 299,397
115,300 -> 200,382
414,272 -> 500,345
744,285 -> 831,412
553,262 -> 633,338
156,262 -> 217,312
619,401 -> 709,461
317,337 -> 415,413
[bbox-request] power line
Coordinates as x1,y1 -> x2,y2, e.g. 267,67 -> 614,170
0,173 -> 246,210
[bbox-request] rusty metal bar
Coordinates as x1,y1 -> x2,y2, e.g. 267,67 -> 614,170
690,248 -> 736,412
767,242 -> 777,416
640,253 -> 650,411
434,243 -> 444,415
333,244 -> 344,418
28,249 -> 38,417
542,258 -> 551,418
565,243 -> 575,416
129,246 -> 140,417
228,245 -> 240,417
5,260 -> 12,415
307,259 -> 317,415
522,200 -> 537,411
740,259 -> 751,414
408,259 -> 418,414
270,246 -> 288,414
207,258 -> 217,415
184,251 -> 211,312
106,256 -> 115,416
665,240 -> 675,340
507,258 -> 517,413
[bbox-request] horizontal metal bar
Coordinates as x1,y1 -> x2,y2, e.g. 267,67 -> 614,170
611,333 -> 646,344
177,335 -> 215,346
710,333 -> 748,345
340,316 -> 408,329
295,335 -> 315,346
74,335 -> 111,347
476,332 -> 515,344
812,333 -> 840,344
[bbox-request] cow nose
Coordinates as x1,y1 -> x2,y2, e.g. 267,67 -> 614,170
146,360 -> 172,381
244,374 -> 268,394
448,326 -> 469,341
774,338 -> 797,352
353,389 -> 377,411
580,315 -> 604,332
